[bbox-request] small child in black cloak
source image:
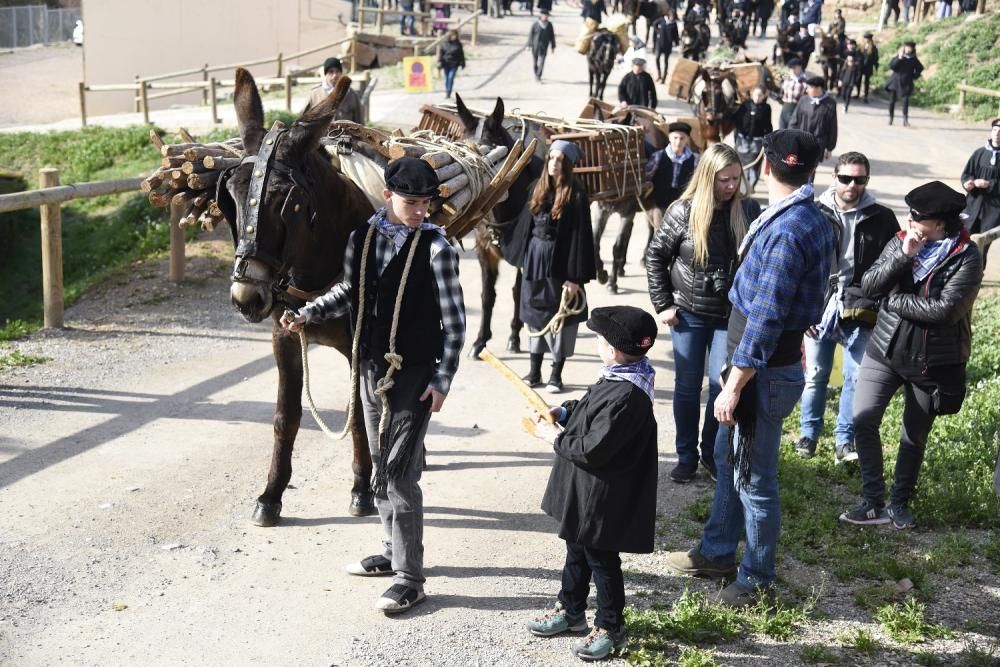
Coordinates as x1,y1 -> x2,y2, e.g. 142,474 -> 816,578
526,305 -> 659,661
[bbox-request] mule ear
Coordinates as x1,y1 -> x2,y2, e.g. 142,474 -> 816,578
234,68 -> 265,155
454,93 -> 477,133
286,75 -> 351,154
489,96 -> 504,126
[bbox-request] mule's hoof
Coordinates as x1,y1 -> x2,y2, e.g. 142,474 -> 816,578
506,336 -> 521,353
597,268 -> 609,285
349,493 -> 376,517
251,500 -> 282,527
469,343 -> 486,359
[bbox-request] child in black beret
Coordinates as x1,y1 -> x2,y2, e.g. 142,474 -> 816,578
526,305 -> 659,661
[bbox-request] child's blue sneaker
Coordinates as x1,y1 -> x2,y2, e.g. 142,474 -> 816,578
570,626 -> 626,661
527,602 -> 588,637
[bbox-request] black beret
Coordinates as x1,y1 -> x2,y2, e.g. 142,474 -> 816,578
384,157 -> 441,197
904,181 -> 967,220
586,306 -> 657,356
992,117 -> 1000,127
786,58 -> 802,68
762,129 -> 822,172
323,57 -> 343,73
668,121 -> 692,135
903,40 -> 916,47
863,31 -> 873,38
805,75 -> 826,88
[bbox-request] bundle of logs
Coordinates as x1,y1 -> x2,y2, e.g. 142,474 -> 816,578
329,122 -> 538,240
140,128 -> 243,230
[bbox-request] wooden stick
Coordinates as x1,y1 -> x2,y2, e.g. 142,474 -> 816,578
438,173 -> 469,198
161,142 -> 200,157
203,156 -> 242,170
181,161 -> 204,175
187,170 -> 220,190
434,161 -> 465,181
443,187 -> 473,214
178,128 -> 196,143
422,151 -> 453,168
161,156 -> 186,169
149,130 -> 165,151
141,173 -> 164,193
484,145 -> 508,164
183,145 -> 230,161
388,143 -> 428,160
477,348 -> 554,423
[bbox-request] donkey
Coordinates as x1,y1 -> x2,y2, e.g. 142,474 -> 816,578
220,69 -> 377,527
816,31 -> 842,92
588,30 -> 618,100
622,0 -> 665,46
691,67 -> 738,145
452,94 -> 545,358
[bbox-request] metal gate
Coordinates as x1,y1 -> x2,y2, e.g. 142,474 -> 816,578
0,5 -> 83,49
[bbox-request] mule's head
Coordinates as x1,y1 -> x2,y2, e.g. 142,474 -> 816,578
218,68 -> 349,323
453,93 -> 508,147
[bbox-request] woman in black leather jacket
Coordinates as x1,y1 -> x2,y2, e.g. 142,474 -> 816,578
840,181 -> 982,530
645,143 -> 761,483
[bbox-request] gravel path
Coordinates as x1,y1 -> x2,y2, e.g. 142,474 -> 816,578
2,8 -> 998,666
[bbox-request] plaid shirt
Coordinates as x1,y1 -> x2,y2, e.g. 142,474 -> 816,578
301,214 -> 466,395
781,73 -> 807,104
729,185 -> 835,369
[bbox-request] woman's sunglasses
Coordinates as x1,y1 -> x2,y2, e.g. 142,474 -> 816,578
835,174 -> 870,185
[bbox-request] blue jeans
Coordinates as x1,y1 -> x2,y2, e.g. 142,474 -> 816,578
799,325 -> 871,445
699,364 -> 805,589
443,67 -> 458,95
669,309 -> 728,466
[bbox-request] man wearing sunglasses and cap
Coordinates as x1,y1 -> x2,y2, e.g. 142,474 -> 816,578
793,152 -> 899,462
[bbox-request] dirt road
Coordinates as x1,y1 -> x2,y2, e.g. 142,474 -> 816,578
1,7 -> 997,666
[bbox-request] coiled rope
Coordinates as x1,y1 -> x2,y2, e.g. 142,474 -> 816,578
528,286 -> 588,338
298,222 -> 423,440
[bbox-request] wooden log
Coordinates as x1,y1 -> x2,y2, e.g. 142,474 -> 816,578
388,143 -> 428,160
181,160 -> 205,175
422,151 -> 453,168
434,161 -> 465,181
187,170 -> 220,190
192,192 -> 212,209
141,173 -> 164,193
149,130 -> 165,151
183,145 -> 230,161
484,145 -> 508,164
161,142 -> 200,157
208,201 -> 223,217
39,168 -> 64,328
161,156 -> 187,169
178,128 -> 197,143
149,187 -> 181,208
443,187 -> 473,214
438,172 -> 469,198
203,156 -> 242,170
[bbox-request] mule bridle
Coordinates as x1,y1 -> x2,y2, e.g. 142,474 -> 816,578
223,124 -> 330,306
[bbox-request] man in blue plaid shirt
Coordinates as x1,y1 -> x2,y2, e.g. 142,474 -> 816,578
664,130 -> 836,607
281,157 -> 465,614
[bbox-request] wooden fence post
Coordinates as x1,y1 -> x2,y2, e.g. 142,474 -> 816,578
472,11 -> 479,46
285,74 -> 293,111
38,168 -> 64,329
376,0 -> 386,34
202,65 -> 209,106
958,79 -> 966,113
140,80 -> 150,125
169,198 -> 185,282
78,81 -> 87,127
210,77 -> 219,124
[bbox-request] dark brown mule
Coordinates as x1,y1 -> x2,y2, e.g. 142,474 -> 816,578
452,93 -> 545,358
693,67 -> 737,145
219,68 -> 377,527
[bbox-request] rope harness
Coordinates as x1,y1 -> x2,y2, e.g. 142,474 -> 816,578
527,286 -> 588,338
298,223 -> 424,440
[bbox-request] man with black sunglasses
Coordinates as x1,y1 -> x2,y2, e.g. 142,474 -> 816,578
792,151 -> 899,462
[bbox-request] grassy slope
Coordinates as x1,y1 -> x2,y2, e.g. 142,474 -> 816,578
875,13 -> 1000,121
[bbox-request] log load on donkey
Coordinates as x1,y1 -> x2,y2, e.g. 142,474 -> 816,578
141,70 -> 535,527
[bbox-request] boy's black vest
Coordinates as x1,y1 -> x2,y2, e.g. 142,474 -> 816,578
349,223 -> 444,367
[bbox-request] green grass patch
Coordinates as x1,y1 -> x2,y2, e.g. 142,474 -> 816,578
0,346 -> 49,370
848,627 -> 883,655
874,14 -> 1000,121
678,646 -> 719,667
800,644 -> 840,664
875,597 -> 952,644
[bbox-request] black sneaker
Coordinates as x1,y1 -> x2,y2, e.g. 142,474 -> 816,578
839,500 -> 889,525
700,454 -> 717,483
374,583 -> 427,613
887,503 -> 916,530
795,437 -> 818,458
670,461 -> 699,483
346,554 -> 394,576
834,441 -> 859,464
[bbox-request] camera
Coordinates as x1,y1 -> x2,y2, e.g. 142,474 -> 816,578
708,269 -> 730,295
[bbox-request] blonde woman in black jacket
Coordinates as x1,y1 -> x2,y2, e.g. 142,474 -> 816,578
840,181 -> 982,530
645,143 -> 761,483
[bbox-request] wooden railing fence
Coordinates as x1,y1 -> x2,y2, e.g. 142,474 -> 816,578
957,80 -> 1000,116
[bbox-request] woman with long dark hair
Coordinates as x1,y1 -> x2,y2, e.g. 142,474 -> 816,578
645,143 -> 761,483
840,181 -> 982,529
520,141 -> 597,393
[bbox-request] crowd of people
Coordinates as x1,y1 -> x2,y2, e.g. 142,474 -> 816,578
288,2 -> 998,661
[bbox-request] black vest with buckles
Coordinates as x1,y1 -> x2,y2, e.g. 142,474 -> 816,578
349,223 -> 444,370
